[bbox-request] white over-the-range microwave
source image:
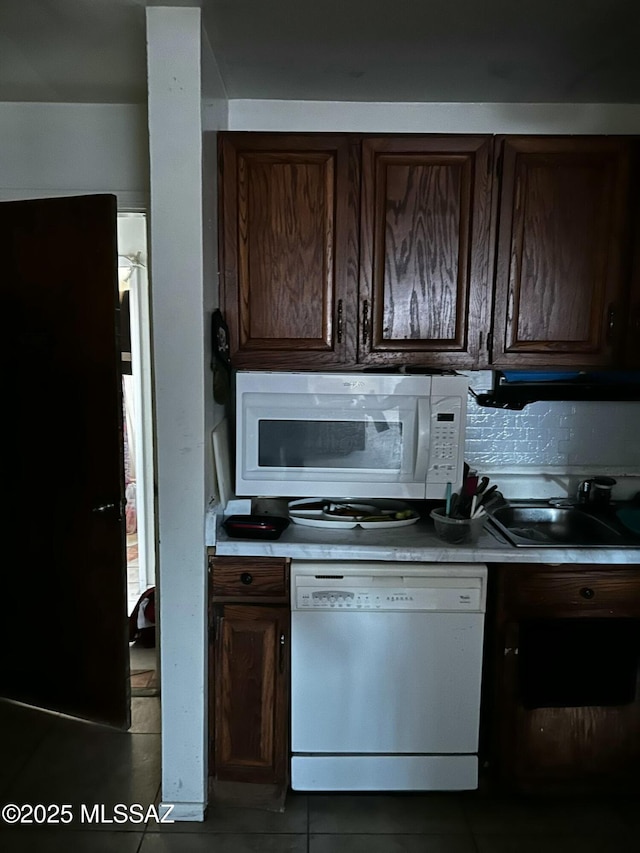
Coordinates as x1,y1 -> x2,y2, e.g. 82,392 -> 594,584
235,370 -> 468,500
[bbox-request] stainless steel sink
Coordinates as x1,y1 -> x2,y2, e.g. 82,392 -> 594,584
487,501 -> 636,548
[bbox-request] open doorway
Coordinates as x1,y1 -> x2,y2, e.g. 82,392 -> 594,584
117,212 -> 158,698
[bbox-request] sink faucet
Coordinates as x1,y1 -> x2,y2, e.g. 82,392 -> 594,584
576,479 -> 592,504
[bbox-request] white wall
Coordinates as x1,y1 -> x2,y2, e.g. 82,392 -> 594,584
0,102 -> 148,207
228,100 -> 640,134
146,6 -> 210,822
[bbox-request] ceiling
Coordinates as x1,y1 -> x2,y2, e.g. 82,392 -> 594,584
1,0 -> 639,104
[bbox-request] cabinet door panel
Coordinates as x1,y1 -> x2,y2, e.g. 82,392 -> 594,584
359,136 -> 493,367
492,137 -> 631,367
626,183 -> 640,367
214,604 -> 288,784
220,134 -> 359,367
490,564 -> 640,792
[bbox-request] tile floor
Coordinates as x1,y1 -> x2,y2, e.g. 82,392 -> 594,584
130,643 -> 159,697
1,692 -> 638,853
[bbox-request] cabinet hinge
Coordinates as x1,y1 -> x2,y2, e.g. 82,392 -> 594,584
209,616 -> 216,642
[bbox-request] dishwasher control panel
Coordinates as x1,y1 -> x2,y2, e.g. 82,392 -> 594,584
295,585 -> 482,611
291,563 -> 487,612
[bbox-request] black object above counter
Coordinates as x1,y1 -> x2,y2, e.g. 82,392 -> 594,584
472,371 -> 640,410
223,515 -> 290,540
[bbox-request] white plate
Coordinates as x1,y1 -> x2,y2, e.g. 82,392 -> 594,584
290,514 -> 358,529
288,499 -> 377,519
359,514 -> 419,529
288,499 -> 326,517
289,511 -> 420,530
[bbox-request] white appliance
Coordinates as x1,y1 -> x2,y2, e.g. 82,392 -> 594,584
290,561 -> 488,792
235,370 -> 468,499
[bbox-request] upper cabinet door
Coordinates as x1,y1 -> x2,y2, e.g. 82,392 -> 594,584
219,133 -> 359,368
491,137 -> 632,368
625,173 -> 640,368
358,136 -> 494,367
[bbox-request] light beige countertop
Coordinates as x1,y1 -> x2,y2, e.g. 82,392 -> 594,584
211,512 -> 640,565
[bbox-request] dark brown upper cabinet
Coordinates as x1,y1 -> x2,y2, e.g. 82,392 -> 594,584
219,132 -> 638,373
219,133 -> 359,368
358,136 -> 494,368
490,136 -> 633,369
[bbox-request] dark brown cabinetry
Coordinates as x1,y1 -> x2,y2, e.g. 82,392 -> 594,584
490,137 -> 633,368
219,132 -> 493,369
220,132 -> 639,371
209,555 -> 290,790
488,564 -> 640,792
219,134 -> 360,368
358,136 -> 493,367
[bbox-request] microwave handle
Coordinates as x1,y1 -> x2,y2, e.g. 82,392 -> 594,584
414,397 -> 431,485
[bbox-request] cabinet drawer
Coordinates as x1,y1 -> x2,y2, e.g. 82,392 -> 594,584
505,569 -> 640,616
210,556 -> 288,600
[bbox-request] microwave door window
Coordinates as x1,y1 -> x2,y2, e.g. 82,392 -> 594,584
257,419 -> 403,471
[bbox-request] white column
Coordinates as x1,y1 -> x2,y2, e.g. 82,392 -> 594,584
146,6 -> 207,821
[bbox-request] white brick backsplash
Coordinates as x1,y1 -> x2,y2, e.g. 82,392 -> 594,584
462,371 -> 640,499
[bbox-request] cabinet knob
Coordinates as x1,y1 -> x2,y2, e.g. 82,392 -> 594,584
579,587 -> 595,599
240,572 -> 253,585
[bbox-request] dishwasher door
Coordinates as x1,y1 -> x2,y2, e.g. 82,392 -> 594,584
291,608 -> 485,755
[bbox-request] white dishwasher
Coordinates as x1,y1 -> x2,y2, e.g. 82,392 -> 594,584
290,561 -> 488,792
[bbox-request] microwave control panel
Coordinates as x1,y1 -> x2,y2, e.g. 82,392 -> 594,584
428,396 -> 463,483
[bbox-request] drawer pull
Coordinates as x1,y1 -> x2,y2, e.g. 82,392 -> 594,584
240,572 -> 253,585
579,587 -> 595,600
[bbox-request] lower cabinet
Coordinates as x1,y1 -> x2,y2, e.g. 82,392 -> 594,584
487,564 -> 640,792
208,555 -> 290,790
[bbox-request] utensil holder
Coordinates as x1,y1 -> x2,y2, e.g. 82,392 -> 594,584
430,507 -> 486,545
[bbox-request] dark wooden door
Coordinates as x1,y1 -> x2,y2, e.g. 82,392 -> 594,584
0,194 -> 130,728
219,133 -> 360,368
358,135 -> 494,367
214,604 -> 288,784
491,137 -> 632,368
